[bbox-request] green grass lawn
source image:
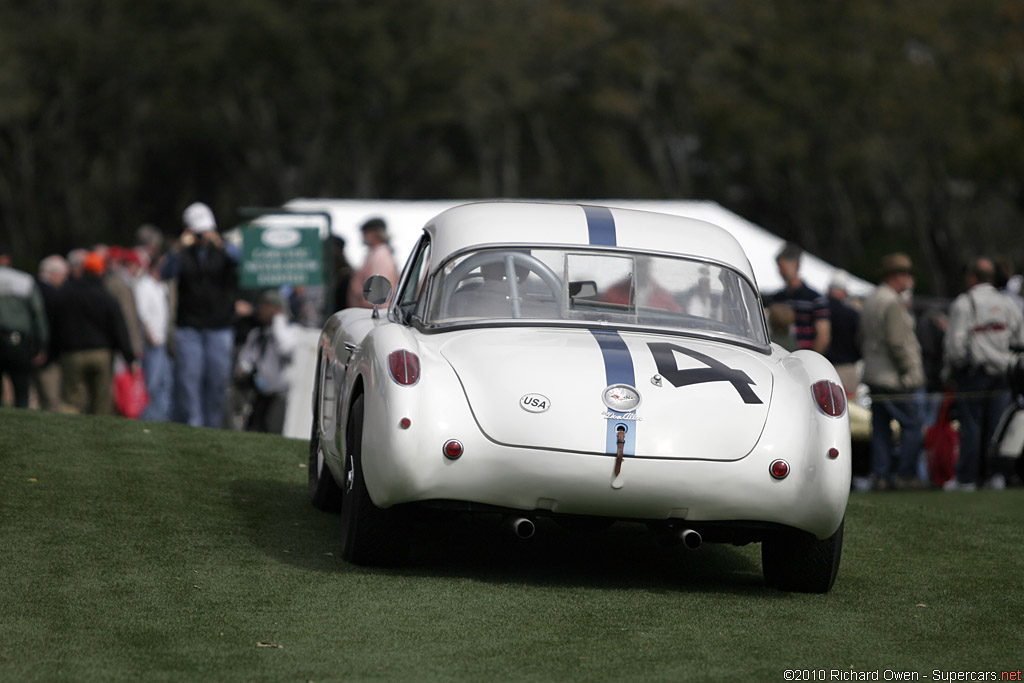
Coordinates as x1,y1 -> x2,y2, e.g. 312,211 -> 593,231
1,408 -> 1021,682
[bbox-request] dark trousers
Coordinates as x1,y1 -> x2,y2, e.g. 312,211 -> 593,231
245,392 -> 286,434
61,349 -> 114,415
954,372 -> 1011,485
869,386 -> 924,480
0,359 -> 32,408
0,333 -> 35,407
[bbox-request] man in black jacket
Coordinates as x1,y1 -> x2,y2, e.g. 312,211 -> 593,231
160,202 -> 239,428
52,252 -> 136,414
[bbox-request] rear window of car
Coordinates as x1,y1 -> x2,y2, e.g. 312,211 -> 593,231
425,248 -> 769,346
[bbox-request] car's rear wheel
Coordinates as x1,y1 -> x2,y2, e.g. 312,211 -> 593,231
340,394 -> 409,565
761,518 -> 844,593
308,356 -> 342,511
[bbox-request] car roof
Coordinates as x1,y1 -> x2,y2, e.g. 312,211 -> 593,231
423,201 -> 758,285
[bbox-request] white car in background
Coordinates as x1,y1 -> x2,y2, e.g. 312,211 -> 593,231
308,201 -> 851,592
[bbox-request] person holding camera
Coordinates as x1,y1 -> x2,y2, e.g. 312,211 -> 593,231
233,289 -> 300,434
160,202 -> 239,428
943,257 -> 1024,491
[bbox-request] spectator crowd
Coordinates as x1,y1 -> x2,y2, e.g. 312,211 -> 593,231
767,242 -> 1024,493
0,205 -> 397,437
3,211 -> 1022,491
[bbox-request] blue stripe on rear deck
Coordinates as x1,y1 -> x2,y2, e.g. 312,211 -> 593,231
583,205 -> 616,246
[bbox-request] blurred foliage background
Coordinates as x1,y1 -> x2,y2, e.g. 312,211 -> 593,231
1,0 -> 1023,295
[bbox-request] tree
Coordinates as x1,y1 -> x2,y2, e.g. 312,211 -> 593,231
2,0 -> 1024,295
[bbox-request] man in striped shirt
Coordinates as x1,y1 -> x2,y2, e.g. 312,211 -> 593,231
771,242 -> 831,354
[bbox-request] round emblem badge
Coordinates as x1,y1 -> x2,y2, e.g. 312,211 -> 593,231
602,384 -> 641,412
520,393 -> 551,413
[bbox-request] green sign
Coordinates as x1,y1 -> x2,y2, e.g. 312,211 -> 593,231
240,225 -> 323,288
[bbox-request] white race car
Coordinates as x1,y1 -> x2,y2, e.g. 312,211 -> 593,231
309,201 -> 850,592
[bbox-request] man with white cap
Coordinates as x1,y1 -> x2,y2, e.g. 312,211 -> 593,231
160,201 -> 239,428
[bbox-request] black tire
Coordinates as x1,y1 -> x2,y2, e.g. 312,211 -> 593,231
761,518 -> 844,593
339,395 -> 409,566
308,355 -> 343,511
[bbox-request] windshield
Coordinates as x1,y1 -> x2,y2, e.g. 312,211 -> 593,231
425,248 -> 768,346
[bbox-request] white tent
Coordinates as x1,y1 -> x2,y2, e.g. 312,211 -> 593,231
277,198 -> 873,297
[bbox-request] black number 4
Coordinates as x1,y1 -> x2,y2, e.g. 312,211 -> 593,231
648,342 -> 762,404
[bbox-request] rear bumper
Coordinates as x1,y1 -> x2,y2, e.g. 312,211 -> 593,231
364,436 -> 849,540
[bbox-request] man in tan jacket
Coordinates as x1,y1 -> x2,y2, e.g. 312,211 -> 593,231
858,253 -> 925,490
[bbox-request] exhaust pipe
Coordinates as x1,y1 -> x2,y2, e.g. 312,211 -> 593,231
507,516 -> 536,539
677,528 -> 702,550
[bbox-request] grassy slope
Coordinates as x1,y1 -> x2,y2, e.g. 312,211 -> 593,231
1,408 -> 1021,682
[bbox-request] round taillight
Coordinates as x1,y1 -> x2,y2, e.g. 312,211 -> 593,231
827,447 -> 839,459
399,418 -> 412,430
388,350 -> 420,386
811,380 -> 846,418
443,440 -> 463,460
770,459 -> 790,479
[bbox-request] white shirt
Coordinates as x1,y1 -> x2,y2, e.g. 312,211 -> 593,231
235,313 -> 301,395
133,272 -> 170,347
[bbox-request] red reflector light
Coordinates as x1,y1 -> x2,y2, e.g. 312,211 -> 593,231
770,459 -> 790,479
443,440 -> 463,459
827,447 -> 839,459
811,380 -> 846,417
399,418 -> 411,430
388,350 -> 420,386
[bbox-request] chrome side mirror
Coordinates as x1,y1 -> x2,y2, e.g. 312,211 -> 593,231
362,275 -> 392,318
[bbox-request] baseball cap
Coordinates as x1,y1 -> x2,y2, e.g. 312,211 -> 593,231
83,252 -> 106,277
183,202 -> 217,234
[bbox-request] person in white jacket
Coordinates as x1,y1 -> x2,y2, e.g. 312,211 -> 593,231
234,289 -> 300,434
943,257 -> 1024,490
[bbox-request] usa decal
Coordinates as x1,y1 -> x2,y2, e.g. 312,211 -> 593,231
520,393 -> 551,413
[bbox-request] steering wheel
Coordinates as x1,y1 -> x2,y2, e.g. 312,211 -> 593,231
439,250 -> 564,318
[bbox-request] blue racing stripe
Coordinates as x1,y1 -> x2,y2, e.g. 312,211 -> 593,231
591,329 -> 638,456
583,205 -> 616,246
592,329 -> 634,386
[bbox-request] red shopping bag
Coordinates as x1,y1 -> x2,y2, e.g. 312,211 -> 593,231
114,364 -> 149,419
924,392 -> 959,486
